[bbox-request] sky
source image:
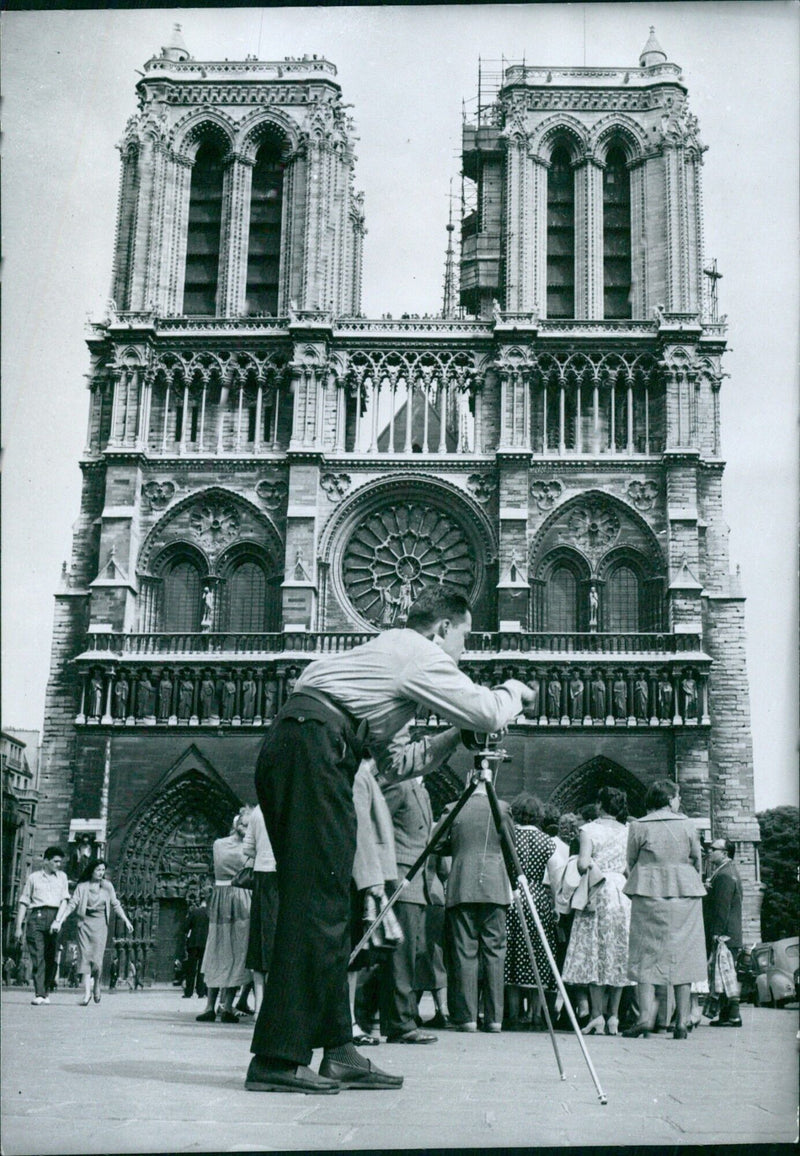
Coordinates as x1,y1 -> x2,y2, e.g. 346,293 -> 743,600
2,2 -> 798,810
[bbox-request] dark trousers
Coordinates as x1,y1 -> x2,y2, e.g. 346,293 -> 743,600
379,901 -> 424,1038
183,947 -> 206,997
251,711 -> 358,1066
446,902 -> 507,1027
26,908 -> 59,997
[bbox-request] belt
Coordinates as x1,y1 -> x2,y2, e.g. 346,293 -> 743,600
283,688 -> 369,748
215,880 -> 232,887
31,906 -> 58,912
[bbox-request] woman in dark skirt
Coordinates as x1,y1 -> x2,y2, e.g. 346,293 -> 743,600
623,779 -> 707,1039
243,804 -> 279,1017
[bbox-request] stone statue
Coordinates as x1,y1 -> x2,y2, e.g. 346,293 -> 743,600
378,585 -> 396,628
200,586 -> 214,632
395,580 -> 414,624
634,676 -> 649,721
588,584 -> 599,631
157,671 -> 173,719
569,674 -> 584,721
136,671 -> 155,718
89,673 -> 104,719
178,676 -> 194,720
590,673 -> 606,721
613,676 -> 628,720
221,677 -> 237,721
241,674 -> 256,722
285,666 -> 299,699
658,675 -> 673,721
263,680 -> 277,720
199,675 -> 215,721
114,674 -> 129,719
525,677 -> 540,717
547,676 -> 561,720
682,676 -> 698,719
294,548 -> 309,582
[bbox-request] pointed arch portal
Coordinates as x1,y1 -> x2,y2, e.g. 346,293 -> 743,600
548,756 -> 647,817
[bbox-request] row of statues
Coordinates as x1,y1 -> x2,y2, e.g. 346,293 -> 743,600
86,666 -> 700,725
85,667 -> 301,723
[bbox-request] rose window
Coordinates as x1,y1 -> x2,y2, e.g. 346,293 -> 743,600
564,501 -> 620,556
342,502 -> 476,628
189,502 -> 240,551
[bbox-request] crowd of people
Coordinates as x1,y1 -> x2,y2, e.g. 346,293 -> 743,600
10,588 -> 745,1096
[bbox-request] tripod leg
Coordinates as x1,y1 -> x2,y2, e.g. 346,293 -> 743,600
511,889 -> 565,1080
348,773 -> 481,967
483,779 -> 608,1105
517,875 -> 608,1105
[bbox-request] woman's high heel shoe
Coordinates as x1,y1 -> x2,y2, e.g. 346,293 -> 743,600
622,1023 -> 651,1038
581,1015 -> 605,1035
79,997 -> 91,1006
606,1016 -> 619,1036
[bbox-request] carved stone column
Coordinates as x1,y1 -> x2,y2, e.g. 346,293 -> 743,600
574,158 -> 604,319
219,153 -> 255,316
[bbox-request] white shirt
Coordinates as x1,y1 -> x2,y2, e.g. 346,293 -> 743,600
296,628 -> 525,781
18,869 -> 69,909
242,805 -> 277,872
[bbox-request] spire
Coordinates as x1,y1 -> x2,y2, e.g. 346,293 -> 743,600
639,26 -> 667,68
441,180 -> 457,320
161,23 -> 190,63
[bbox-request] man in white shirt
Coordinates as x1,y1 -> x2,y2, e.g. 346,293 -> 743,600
246,588 -> 537,1095
14,846 -> 70,1005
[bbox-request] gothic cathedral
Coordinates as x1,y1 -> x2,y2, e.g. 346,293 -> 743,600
38,27 -> 760,980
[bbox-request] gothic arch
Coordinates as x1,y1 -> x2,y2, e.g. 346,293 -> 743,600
115,754 -> 240,902
530,115 -> 589,164
138,486 -> 283,577
320,474 -> 497,632
590,114 -> 648,164
238,113 -> 298,162
172,112 -> 236,162
548,756 -> 647,817
529,489 -> 664,579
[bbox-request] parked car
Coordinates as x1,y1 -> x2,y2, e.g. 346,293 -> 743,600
751,937 -> 799,1007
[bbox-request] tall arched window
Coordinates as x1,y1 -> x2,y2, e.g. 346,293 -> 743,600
245,140 -> 285,316
605,565 -> 639,631
183,142 -> 225,315
603,146 -> 632,319
162,559 -> 202,631
228,561 -> 268,631
547,146 -> 575,319
547,565 -> 578,631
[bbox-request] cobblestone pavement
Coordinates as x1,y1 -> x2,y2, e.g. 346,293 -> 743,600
2,986 -> 797,1153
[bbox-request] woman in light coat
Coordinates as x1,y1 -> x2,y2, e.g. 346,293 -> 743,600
52,860 -> 133,1005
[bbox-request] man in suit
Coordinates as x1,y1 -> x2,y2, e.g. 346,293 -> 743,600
380,776 -> 439,1044
183,883 -> 211,999
704,838 -> 743,1027
433,781 -> 514,1032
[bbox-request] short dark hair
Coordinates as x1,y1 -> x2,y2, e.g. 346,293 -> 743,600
405,588 -> 471,632
78,857 -> 106,884
598,785 -> 628,823
645,779 -> 679,812
510,792 -> 546,827
580,802 -> 598,822
43,846 -> 65,861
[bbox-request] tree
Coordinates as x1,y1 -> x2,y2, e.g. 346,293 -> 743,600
756,806 -> 800,942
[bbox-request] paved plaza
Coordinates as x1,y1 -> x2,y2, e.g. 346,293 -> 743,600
2,985 -> 797,1153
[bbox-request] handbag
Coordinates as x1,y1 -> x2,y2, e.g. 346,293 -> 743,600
230,862 -> 255,890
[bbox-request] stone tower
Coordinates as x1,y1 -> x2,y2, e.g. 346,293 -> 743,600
37,29 -> 760,981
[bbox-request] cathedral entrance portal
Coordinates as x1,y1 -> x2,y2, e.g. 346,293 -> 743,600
114,759 -> 240,984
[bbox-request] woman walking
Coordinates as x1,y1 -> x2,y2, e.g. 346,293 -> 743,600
561,786 -> 633,1035
52,860 -> 133,1005
197,806 -> 253,1024
623,780 -> 707,1039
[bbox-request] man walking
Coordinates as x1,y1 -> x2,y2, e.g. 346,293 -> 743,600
246,588 -> 536,1093
434,781 -> 514,1032
14,846 -> 70,1005
704,838 -> 743,1027
380,776 -> 439,1045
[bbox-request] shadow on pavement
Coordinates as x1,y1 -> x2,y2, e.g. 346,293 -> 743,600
62,1060 -> 246,1090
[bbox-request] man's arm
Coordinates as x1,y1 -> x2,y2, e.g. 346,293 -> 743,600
14,875 -> 34,939
400,650 -> 529,734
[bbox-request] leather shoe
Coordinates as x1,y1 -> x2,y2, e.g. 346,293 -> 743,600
711,1018 -> 742,1027
319,1056 -> 403,1090
352,1033 -> 380,1046
219,1010 -> 240,1024
622,1023 -> 650,1038
673,1026 -> 689,1040
454,1021 -> 478,1032
386,1028 -> 437,1044
195,1009 -> 216,1022
425,1012 -> 450,1029
245,1057 -> 340,1094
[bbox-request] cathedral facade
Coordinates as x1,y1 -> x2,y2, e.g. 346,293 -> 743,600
37,26 -> 761,980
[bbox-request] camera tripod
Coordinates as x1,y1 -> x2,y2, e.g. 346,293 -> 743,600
350,732 -> 608,1105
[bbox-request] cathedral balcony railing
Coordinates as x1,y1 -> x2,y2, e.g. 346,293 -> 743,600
75,629 -> 702,660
